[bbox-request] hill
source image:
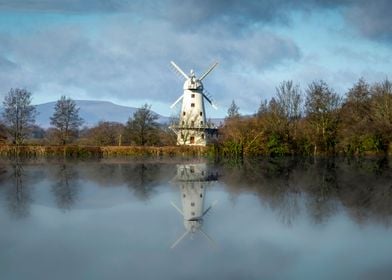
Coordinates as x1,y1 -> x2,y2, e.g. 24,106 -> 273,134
34,100 -> 169,128
0,100 -> 222,128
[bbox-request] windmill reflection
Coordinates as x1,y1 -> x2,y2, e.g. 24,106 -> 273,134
171,163 -> 218,249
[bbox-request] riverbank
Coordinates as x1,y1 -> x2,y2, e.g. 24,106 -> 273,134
0,144 -> 390,158
0,145 -> 215,158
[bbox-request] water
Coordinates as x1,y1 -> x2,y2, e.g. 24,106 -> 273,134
1,157 -> 392,280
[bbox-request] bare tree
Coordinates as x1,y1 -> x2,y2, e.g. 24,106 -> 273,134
257,99 -> 268,117
2,88 -> 36,145
305,80 -> 341,155
276,80 -> 302,120
175,112 -> 196,145
50,96 -> 83,145
339,78 -> 372,154
126,104 -> 159,146
370,79 -> 392,151
0,122 -> 7,143
85,121 -> 125,146
226,100 -> 240,119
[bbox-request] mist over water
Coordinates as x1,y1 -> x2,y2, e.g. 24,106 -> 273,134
1,157 -> 392,280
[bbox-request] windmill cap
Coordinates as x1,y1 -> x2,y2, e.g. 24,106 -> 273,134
183,78 -> 203,90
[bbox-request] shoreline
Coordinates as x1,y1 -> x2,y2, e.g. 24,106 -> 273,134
0,145 -> 214,158
0,144 -> 390,158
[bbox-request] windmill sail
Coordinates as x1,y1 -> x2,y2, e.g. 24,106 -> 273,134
170,94 -> 184,108
171,230 -> 190,249
199,62 -> 219,81
170,61 -> 189,80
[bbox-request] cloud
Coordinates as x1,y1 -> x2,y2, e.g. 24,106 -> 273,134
1,1 -> 390,44
0,0 -> 390,116
0,15 -> 300,117
333,46 -> 391,64
0,0 -> 129,13
0,1 -> 349,29
345,0 -> 392,42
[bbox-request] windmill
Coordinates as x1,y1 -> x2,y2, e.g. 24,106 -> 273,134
170,61 -> 218,146
170,163 -> 218,249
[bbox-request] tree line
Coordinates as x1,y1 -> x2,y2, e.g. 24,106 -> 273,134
0,89 -> 176,146
2,157 -> 391,222
220,78 -> 392,156
1,77 -> 391,156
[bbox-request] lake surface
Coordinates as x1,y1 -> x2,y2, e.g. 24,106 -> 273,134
1,157 -> 392,280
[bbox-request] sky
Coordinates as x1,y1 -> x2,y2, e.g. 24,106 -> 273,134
0,0 -> 391,118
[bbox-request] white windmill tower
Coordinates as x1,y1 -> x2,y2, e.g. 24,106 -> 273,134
170,163 -> 218,249
170,61 -> 218,146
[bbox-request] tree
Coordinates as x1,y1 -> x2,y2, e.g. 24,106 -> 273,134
339,78 -> 373,154
50,96 -> 83,145
275,81 -> 303,151
369,79 -> 392,152
2,88 -> 36,145
257,99 -> 268,117
226,100 -> 240,119
126,104 -> 159,146
85,121 -> 125,146
0,122 -> 7,143
305,80 -> 341,155
276,80 -> 302,120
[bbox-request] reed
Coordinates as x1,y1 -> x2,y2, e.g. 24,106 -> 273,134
0,145 -> 213,158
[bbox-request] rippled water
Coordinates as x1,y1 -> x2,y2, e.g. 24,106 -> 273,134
1,157 -> 392,280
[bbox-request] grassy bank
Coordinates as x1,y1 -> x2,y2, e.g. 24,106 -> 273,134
0,145 -> 214,158
0,144 -> 389,158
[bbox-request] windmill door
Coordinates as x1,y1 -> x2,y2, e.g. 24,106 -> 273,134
190,136 -> 195,144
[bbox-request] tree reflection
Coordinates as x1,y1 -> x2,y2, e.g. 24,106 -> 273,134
122,163 -> 165,200
304,158 -> 339,224
5,159 -> 32,218
0,157 -> 390,226
0,163 -> 6,183
336,157 -> 392,225
219,158 -> 303,226
220,157 -> 392,226
51,163 -> 79,211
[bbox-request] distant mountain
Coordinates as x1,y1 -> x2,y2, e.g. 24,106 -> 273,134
0,100 -> 222,128
34,100 -> 170,128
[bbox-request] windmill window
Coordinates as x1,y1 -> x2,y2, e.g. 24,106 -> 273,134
191,202 -> 195,207
200,194 -> 203,198
191,121 -> 194,126
191,94 -> 195,98
183,194 -> 186,198
183,111 -> 186,116
181,133 -> 184,139
191,212 -> 195,216
190,166 -> 195,173
200,121 -> 203,125
201,134 -> 205,139
191,103 -> 195,107
200,112 -> 203,116
182,121 -> 185,125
